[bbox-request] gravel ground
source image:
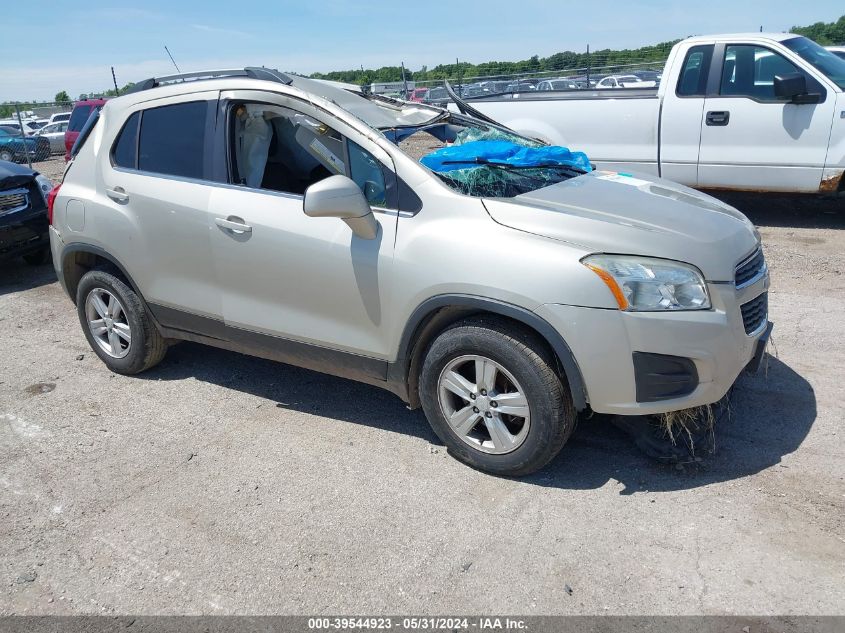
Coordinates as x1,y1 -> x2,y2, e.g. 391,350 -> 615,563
0,188 -> 843,616
30,156 -> 65,184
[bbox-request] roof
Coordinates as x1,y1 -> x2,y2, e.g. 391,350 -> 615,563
102,69 -> 442,131
683,32 -> 801,44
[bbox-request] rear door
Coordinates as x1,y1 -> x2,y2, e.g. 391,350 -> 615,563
698,43 -> 836,192
103,94 -> 224,334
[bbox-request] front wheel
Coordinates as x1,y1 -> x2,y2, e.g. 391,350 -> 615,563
0,148 -> 14,162
419,317 -> 575,476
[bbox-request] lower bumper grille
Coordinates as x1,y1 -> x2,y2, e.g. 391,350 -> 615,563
740,292 -> 768,335
0,189 -> 29,216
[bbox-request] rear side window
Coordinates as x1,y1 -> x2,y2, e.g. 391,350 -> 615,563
68,105 -> 92,132
138,101 -> 207,179
676,45 -> 713,96
112,112 -> 140,169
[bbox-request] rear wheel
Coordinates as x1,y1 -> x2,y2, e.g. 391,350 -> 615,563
76,269 -> 167,374
0,148 -> 14,162
419,317 -> 575,476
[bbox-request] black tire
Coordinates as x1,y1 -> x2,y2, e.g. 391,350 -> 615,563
76,269 -> 167,375
22,246 -> 51,266
0,148 -> 14,162
419,316 -> 575,476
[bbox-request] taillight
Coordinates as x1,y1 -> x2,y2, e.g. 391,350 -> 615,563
47,184 -> 61,225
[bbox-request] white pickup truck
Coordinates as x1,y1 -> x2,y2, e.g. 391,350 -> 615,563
455,33 -> 845,195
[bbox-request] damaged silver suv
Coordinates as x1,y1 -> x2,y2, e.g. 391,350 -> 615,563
48,68 -> 771,475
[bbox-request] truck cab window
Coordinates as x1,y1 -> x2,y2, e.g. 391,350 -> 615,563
720,45 -> 803,101
676,45 -> 713,96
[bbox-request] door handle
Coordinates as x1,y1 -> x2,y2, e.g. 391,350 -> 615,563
106,187 -> 129,203
215,216 -> 252,234
706,110 -> 730,126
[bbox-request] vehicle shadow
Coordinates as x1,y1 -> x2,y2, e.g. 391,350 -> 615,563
709,191 -> 844,229
530,354 -> 816,493
0,260 -> 57,296
144,344 -> 815,493
142,342 -> 438,443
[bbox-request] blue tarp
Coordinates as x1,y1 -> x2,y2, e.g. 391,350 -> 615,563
420,140 -> 592,173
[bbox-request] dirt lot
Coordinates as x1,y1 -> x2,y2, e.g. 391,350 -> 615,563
0,183 -> 843,615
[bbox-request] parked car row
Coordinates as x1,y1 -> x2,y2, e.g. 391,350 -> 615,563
0,117 -> 48,136
0,98 -> 107,164
411,69 -> 663,104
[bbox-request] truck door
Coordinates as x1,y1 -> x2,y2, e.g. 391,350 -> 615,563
660,44 -> 714,186
698,43 -> 835,193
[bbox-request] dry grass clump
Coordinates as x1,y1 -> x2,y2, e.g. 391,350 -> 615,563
657,403 -> 717,457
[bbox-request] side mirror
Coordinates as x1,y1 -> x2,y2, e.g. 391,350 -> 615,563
774,72 -> 820,104
303,175 -> 379,240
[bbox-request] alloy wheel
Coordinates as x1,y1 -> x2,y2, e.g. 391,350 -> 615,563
437,354 -> 531,454
85,288 -> 132,359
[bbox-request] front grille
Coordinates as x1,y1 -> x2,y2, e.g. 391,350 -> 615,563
0,189 -> 29,216
735,248 -> 766,288
740,292 -> 768,335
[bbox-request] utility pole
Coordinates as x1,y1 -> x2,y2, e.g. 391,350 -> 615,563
586,45 -> 591,87
111,66 -> 119,94
400,62 -> 409,98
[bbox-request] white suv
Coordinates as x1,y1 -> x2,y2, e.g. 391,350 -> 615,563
47,68 -> 771,475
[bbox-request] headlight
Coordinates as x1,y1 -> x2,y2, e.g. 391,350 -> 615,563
35,174 -> 53,202
582,254 -> 710,311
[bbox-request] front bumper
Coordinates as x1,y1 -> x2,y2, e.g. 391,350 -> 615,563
536,273 -> 770,415
0,208 -> 49,261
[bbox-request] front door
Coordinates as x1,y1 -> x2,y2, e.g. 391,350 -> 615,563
698,43 -> 836,192
208,93 -> 398,372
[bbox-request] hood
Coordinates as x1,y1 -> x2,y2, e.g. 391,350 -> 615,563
482,171 -> 759,282
0,159 -> 37,189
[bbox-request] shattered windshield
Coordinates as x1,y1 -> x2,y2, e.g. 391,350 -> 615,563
393,116 -> 592,198
293,75 -> 592,198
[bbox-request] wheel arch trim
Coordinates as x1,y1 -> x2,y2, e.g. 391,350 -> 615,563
59,242 -> 146,304
393,294 -> 588,411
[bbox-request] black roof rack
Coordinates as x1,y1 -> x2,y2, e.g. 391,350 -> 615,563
124,67 -> 294,95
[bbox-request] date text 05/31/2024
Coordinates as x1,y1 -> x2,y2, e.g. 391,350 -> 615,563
308,617 -> 528,630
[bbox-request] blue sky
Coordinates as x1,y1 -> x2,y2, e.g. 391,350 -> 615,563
1,1 -> 842,101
